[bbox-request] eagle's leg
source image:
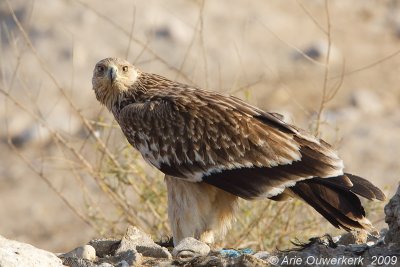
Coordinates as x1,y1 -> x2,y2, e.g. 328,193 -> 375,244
165,175 -> 238,246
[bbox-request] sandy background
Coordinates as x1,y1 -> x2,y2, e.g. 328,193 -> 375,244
0,0 -> 399,252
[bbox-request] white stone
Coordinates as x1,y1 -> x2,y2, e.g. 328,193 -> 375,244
0,235 -> 63,267
60,244 -> 96,261
172,237 -> 210,260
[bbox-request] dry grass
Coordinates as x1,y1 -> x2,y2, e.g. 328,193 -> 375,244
0,0 -> 394,251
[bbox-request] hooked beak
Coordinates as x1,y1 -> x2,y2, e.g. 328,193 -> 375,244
108,66 -> 117,83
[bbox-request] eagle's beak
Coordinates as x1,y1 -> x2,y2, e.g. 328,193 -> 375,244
108,66 -> 117,83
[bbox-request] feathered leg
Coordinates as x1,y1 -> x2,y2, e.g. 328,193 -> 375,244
165,175 -> 238,246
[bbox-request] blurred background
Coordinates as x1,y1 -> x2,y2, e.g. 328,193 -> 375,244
0,0 -> 399,252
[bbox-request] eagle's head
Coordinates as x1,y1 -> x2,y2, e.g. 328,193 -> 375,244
92,57 -> 139,110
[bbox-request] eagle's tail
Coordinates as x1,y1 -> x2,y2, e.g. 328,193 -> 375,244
288,173 -> 385,232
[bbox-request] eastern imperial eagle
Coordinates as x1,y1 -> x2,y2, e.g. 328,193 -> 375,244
92,57 -> 385,246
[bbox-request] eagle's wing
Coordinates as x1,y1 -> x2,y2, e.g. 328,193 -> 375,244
118,88 -> 344,200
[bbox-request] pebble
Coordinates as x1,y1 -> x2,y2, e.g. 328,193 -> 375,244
346,244 -> 368,253
253,251 -> 270,260
60,245 -> 96,261
116,260 -> 129,267
337,230 -> 368,245
117,226 -> 171,259
114,250 -> 142,267
172,237 -> 210,261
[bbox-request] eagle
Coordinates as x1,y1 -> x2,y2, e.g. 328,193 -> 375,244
92,57 -> 385,246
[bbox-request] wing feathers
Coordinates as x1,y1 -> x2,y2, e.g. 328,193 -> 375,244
203,166 -> 290,199
202,145 -> 341,199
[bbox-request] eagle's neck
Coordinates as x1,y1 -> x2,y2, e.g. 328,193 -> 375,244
111,86 -> 147,123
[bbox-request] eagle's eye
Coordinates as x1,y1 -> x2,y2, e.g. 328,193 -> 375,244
96,65 -> 105,73
122,66 -> 129,72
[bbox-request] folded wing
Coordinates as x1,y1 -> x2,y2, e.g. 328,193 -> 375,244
118,84 -> 344,199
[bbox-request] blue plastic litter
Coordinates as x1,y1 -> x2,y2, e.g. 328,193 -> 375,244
240,248 -> 254,254
220,248 -> 254,258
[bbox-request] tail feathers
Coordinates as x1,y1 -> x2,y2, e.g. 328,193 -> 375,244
312,174 -> 386,201
288,174 -> 384,232
345,173 -> 386,201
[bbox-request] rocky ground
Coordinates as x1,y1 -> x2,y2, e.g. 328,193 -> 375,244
1,185 -> 399,267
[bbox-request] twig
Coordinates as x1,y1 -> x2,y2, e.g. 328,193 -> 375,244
331,48 -> 400,79
199,0 -> 209,88
5,122 -> 94,228
314,0 -> 332,136
125,4 -> 136,60
5,0 -> 122,170
73,0 -> 194,84
228,75 -> 265,94
0,85 -> 148,229
232,202 -> 272,247
133,37 -> 152,64
175,6 -> 202,81
258,18 -> 325,67
296,0 -> 327,34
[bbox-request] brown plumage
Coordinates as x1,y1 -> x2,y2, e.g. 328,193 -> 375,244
92,57 -> 385,245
